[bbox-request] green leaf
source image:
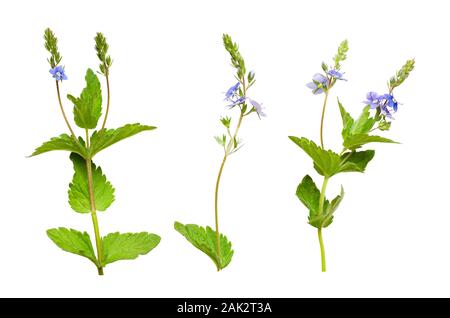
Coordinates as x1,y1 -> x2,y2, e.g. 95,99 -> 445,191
174,222 -> 233,270
289,136 -> 341,177
296,175 -> 321,216
339,150 -> 375,173
338,99 -> 354,140
90,123 -> 156,157
68,153 -> 115,213
295,175 -> 344,229
102,232 -> 160,266
296,175 -> 330,228
214,135 -> 226,146
47,227 -> 98,265
308,186 -> 344,228
67,69 -> 102,129
30,134 -> 88,158
339,102 -> 397,150
343,134 -> 397,150
339,102 -> 376,137
321,186 -> 344,228
352,106 -> 377,135
327,186 -> 344,216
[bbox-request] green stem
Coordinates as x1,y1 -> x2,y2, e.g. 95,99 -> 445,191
85,129 -> 90,148
101,73 -> 111,130
214,154 -> 227,271
318,228 -> 326,272
85,131 -> 103,275
91,211 -> 104,275
317,80 -> 332,272
318,177 -> 329,216
318,176 -> 329,272
55,81 -> 76,138
319,91 -> 329,149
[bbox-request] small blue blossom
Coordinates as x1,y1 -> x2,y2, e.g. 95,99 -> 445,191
363,92 -> 381,109
49,65 -> 68,81
379,102 -> 394,119
227,96 -> 246,108
327,69 -> 346,81
223,82 -> 265,117
225,82 -> 240,100
363,92 -> 399,119
383,94 -> 398,112
249,98 -> 266,117
306,73 -> 328,94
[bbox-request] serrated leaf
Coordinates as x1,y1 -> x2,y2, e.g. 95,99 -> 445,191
289,136 -> 341,177
296,175 -> 334,228
67,69 -> 102,129
174,222 -> 233,270
30,134 -> 88,158
102,232 -> 160,266
339,102 -> 391,150
352,106 -> 377,135
47,227 -> 98,265
327,186 -> 344,216
343,134 -> 397,150
338,150 -> 375,173
296,175 -> 322,216
338,99 -> 354,140
68,153 -> 115,213
90,123 -> 156,157
321,186 -> 344,228
308,186 -> 344,228
339,102 -> 376,136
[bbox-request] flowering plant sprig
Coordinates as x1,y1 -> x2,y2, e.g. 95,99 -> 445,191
30,28 -> 160,275
175,34 -> 263,271
290,40 -> 414,272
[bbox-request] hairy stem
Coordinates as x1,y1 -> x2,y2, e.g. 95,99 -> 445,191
319,91 -> 329,149
214,154 -> 227,271
55,81 -> 76,138
85,132 -> 103,275
101,74 -> 111,130
318,176 -> 329,272
85,129 -> 90,148
318,177 -> 329,216
318,228 -> 326,272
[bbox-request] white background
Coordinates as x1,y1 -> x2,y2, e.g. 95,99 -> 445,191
0,0 -> 448,297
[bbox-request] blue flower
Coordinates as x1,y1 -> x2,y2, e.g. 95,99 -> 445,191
249,98 -> 266,117
223,82 -> 265,117
306,73 -> 328,94
227,96 -> 246,108
49,65 -> 68,81
363,92 -> 381,109
363,92 -> 399,119
225,82 -> 240,100
327,69 -> 346,81
379,102 -> 394,119
383,94 -> 398,112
